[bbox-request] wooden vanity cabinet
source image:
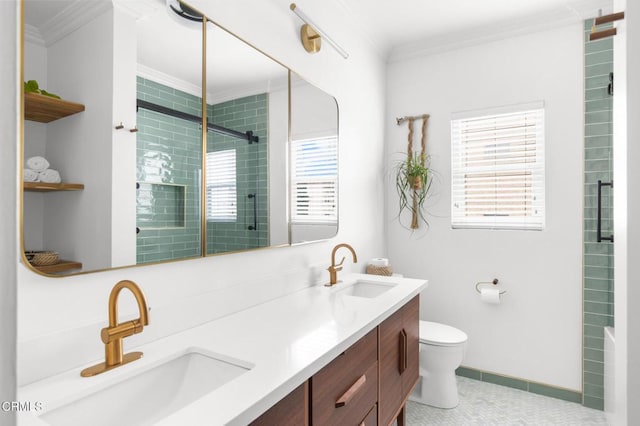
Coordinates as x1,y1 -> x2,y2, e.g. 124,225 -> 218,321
250,383 -> 308,426
379,296 -> 420,426
311,328 -> 378,425
250,296 -> 419,426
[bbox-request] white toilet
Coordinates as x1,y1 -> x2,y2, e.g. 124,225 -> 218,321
410,320 -> 468,409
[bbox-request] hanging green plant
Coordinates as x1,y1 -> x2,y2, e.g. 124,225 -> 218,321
395,152 -> 432,229
394,114 -> 432,229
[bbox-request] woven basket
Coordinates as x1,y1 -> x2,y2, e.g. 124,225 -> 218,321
26,251 -> 59,266
366,264 -> 393,276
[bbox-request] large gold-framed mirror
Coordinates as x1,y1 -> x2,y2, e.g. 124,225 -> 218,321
21,0 -> 338,276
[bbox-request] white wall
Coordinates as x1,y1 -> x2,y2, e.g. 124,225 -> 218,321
16,0 -> 387,385
22,42 -> 47,251
614,0 -> 640,423
625,0 -> 640,419
0,1 -> 18,424
45,10 -> 115,271
111,6 -> 138,267
386,25 -> 584,390
268,87 -> 289,246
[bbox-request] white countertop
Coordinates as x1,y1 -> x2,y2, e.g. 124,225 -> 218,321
18,273 -> 427,425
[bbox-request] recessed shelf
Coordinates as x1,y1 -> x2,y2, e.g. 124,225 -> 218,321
34,260 -> 83,274
24,92 -> 85,123
24,182 -> 84,192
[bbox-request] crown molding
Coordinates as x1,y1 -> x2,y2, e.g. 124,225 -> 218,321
36,0 -> 111,47
112,0 -> 162,20
24,24 -> 44,46
137,64 -> 202,99
388,0 -> 613,63
26,0 -> 161,47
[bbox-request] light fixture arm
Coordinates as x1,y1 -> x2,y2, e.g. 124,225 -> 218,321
290,3 -> 349,59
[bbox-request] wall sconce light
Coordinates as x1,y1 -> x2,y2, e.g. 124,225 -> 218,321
290,3 -> 349,59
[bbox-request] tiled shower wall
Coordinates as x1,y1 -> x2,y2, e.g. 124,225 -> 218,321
206,94 -> 269,254
135,77 -> 202,264
582,19 -> 615,410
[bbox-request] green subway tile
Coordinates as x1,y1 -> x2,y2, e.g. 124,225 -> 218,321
584,135 -> 613,149
584,149 -> 612,162
585,301 -> 613,316
586,62 -> 613,78
456,367 -> 482,380
584,324 -> 605,339
585,110 -> 612,124
140,252 -> 172,262
584,383 -> 605,399
585,312 -> 613,328
584,347 -> 605,363
584,251 -> 613,268
584,266 -> 613,280
585,87 -> 611,102
584,372 -> 605,386
584,79 -> 608,93
585,122 -> 612,136
584,359 -> 604,375
584,289 -> 613,303
583,396 -> 605,410
481,373 -> 528,391
585,37 -> 613,54
528,383 -> 582,403
584,336 -> 605,350
585,50 -> 613,67
585,159 -> 612,172
584,278 -> 613,293
585,98 -> 613,112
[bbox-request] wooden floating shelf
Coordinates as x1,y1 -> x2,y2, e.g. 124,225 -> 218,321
24,182 -> 84,192
34,260 -> 83,274
24,92 -> 85,123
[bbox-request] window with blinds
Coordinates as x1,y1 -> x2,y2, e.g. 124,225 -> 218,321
451,102 -> 545,230
291,136 -> 338,224
206,149 -> 236,221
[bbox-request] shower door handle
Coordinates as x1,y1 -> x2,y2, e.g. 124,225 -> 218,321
247,193 -> 257,231
597,180 -> 614,243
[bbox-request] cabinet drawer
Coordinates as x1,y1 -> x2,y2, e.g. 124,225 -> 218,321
360,404 -> 377,426
311,329 -> 378,426
250,383 -> 308,426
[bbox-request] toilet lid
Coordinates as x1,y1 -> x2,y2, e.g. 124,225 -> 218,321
419,321 -> 467,346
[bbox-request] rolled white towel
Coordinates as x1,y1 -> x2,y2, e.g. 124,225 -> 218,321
38,169 -> 61,184
23,168 -> 40,182
26,156 -> 50,171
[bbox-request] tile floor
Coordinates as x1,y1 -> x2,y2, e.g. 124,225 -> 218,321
406,377 -> 608,425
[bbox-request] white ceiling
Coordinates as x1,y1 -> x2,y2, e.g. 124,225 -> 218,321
24,0 -> 613,91
336,0 -> 612,60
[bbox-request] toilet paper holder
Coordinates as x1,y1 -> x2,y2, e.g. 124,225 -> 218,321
475,278 -> 507,295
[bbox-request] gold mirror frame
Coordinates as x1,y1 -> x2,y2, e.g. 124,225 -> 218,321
19,0 -> 338,277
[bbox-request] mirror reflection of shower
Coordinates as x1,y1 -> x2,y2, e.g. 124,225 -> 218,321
205,97 -> 268,254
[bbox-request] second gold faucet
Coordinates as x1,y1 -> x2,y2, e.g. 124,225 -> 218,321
326,243 -> 358,286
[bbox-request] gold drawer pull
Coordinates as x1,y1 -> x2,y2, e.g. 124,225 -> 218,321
335,374 -> 367,408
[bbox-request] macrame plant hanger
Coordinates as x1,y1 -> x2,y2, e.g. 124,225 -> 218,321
401,114 -> 429,229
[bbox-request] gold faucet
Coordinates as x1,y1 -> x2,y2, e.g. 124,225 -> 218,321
81,280 -> 149,377
326,243 -> 358,286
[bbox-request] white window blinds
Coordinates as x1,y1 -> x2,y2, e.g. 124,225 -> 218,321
206,149 -> 236,221
451,102 -> 545,230
291,136 -> 338,224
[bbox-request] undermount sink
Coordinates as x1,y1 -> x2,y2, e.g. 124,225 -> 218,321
336,280 -> 396,298
40,348 -> 251,426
